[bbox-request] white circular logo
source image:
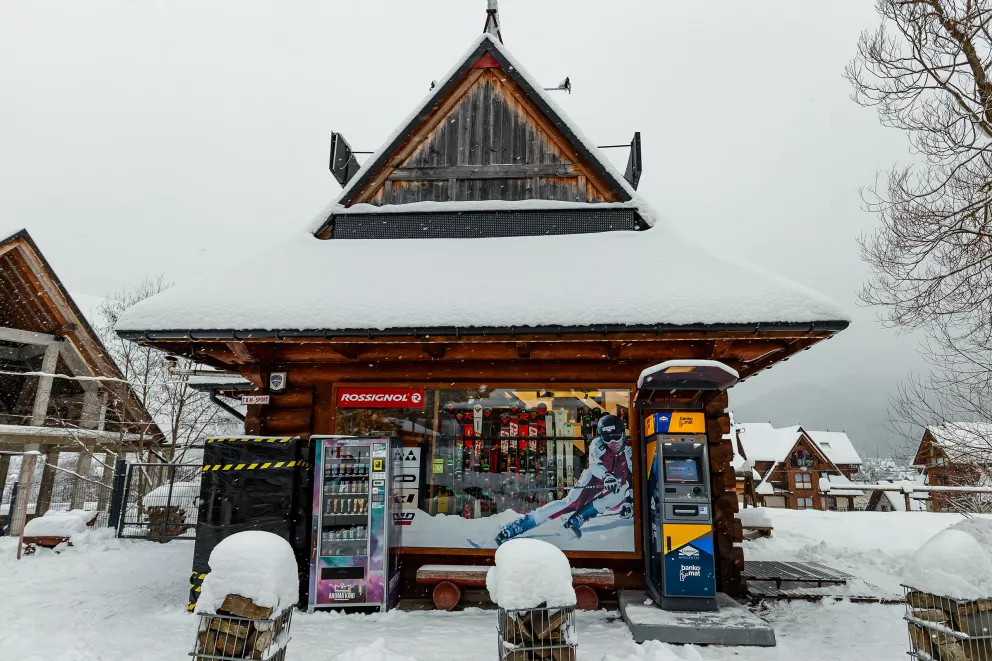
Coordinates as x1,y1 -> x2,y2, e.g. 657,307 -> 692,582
411,392 -> 423,404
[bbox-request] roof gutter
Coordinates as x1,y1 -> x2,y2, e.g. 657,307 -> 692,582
116,320 -> 849,342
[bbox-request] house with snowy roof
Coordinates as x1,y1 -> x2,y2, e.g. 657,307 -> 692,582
735,422 -> 863,511
113,7 -> 848,602
0,229 -> 162,532
913,423 -> 992,512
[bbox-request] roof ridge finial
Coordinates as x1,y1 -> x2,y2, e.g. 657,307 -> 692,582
484,0 -> 503,44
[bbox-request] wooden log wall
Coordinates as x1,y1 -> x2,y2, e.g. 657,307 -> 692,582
705,392 -> 746,597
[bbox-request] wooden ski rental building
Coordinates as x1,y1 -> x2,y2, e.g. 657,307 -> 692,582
115,18 -> 848,602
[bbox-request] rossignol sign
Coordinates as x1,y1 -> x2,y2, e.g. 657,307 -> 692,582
336,388 -> 425,409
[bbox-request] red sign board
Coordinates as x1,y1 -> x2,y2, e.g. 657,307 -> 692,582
336,387 -> 425,409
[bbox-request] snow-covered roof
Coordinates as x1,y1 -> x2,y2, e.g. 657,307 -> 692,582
874,480 -> 928,512
807,431 -> 862,466
116,229 -> 846,333
114,34 -> 848,336
737,424 -> 862,467
926,422 -> 992,464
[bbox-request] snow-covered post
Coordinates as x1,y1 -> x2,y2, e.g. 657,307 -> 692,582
192,531 -> 299,660
901,519 -> 992,661
12,450 -> 40,558
487,539 -> 577,661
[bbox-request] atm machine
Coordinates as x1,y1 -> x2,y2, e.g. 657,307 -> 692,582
636,360 -> 739,612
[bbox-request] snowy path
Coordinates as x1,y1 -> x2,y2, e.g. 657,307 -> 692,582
0,510 -> 974,660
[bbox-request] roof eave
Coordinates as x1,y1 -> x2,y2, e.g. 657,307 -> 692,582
116,319 -> 850,342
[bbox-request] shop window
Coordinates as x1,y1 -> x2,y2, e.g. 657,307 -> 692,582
335,386 -> 633,552
796,497 -> 814,510
795,473 -> 812,490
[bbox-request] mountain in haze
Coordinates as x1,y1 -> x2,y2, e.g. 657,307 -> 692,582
730,381 -> 917,460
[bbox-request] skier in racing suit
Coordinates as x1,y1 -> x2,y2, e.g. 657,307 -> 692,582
496,414 -> 633,544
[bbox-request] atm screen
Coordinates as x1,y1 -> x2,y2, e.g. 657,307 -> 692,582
664,458 -> 701,483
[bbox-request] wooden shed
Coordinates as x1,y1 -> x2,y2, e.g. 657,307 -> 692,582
116,29 -> 847,600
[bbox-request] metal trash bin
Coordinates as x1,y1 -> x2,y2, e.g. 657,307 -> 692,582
191,608 -> 293,661
497,605 -> 577,661
904,586 -> 992,661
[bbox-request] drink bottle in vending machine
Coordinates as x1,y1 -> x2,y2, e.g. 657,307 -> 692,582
308,436 -> 403,612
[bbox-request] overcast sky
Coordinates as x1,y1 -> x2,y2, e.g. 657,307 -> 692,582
0,1 -> 927,452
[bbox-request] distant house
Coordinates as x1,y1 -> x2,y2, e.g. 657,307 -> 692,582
735,423 -> 863,511
0,229 -> 162,529
913,423 -> 992,513
864,478 -> 929,512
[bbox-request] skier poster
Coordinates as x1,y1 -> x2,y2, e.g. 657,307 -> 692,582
401,411 -> 636,552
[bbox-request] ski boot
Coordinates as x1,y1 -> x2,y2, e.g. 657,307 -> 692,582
495,514 -> 536,545
563,503 -> 598,539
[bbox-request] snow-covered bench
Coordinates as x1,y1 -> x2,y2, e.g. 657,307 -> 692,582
22,509 -> 99,552
415,564 -> 613,611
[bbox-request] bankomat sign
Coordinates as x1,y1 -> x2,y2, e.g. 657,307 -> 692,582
663,523 -> 716,598
336,388 -> 425,408
644,411 -> 704,436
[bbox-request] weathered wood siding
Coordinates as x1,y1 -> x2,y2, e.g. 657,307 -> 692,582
365,71 -> 614,205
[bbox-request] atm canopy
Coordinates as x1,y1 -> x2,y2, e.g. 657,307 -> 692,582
637,361 -> 740,393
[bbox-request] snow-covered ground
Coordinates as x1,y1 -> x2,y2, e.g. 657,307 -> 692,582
0,510 -> 980,660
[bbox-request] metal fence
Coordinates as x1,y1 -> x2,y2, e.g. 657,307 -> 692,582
117,463 -> 202,541
1,452 -> 122,535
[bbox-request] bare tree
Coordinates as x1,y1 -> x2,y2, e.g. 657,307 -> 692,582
848,0 -> 992,338
849,2 -> 992,504
97,277 -> 239,466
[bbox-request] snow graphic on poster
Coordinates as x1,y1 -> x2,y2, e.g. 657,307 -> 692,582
399,507 -> 634,552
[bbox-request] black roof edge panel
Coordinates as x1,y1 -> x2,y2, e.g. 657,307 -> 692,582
118,320 -> 850,342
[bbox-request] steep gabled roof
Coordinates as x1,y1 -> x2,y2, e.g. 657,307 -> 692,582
332,33 -> 635,211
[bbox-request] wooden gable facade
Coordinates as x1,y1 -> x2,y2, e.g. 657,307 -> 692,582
341,43 -> 629,210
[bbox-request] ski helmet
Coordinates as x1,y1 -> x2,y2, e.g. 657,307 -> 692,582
597,414 -> 626,451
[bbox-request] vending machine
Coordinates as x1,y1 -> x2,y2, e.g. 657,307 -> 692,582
308,436 -> 402,612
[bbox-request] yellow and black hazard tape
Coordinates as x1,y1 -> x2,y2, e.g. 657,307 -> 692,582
202,460 -> 299,472
188,571 -> 208,612
205,437 -> 294,444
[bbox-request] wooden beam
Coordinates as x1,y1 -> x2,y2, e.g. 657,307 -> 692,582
605,342 -> 622,360
225,341 -> 255,364
515,342 -> 531,359
30,341 -> 61,425
0,326 -> 57,346
387,164 -> 576,181
288,359 -> 650,385
421,343 -> 447,359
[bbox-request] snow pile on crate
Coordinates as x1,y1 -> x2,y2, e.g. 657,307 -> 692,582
22,509 -> 95,537
143,482 -> 199,508
603,639 -> 704,661
196,531 -> 299,616
329,638 -> 419,661
487,538 -> 576,609
902,518 -> 992,601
